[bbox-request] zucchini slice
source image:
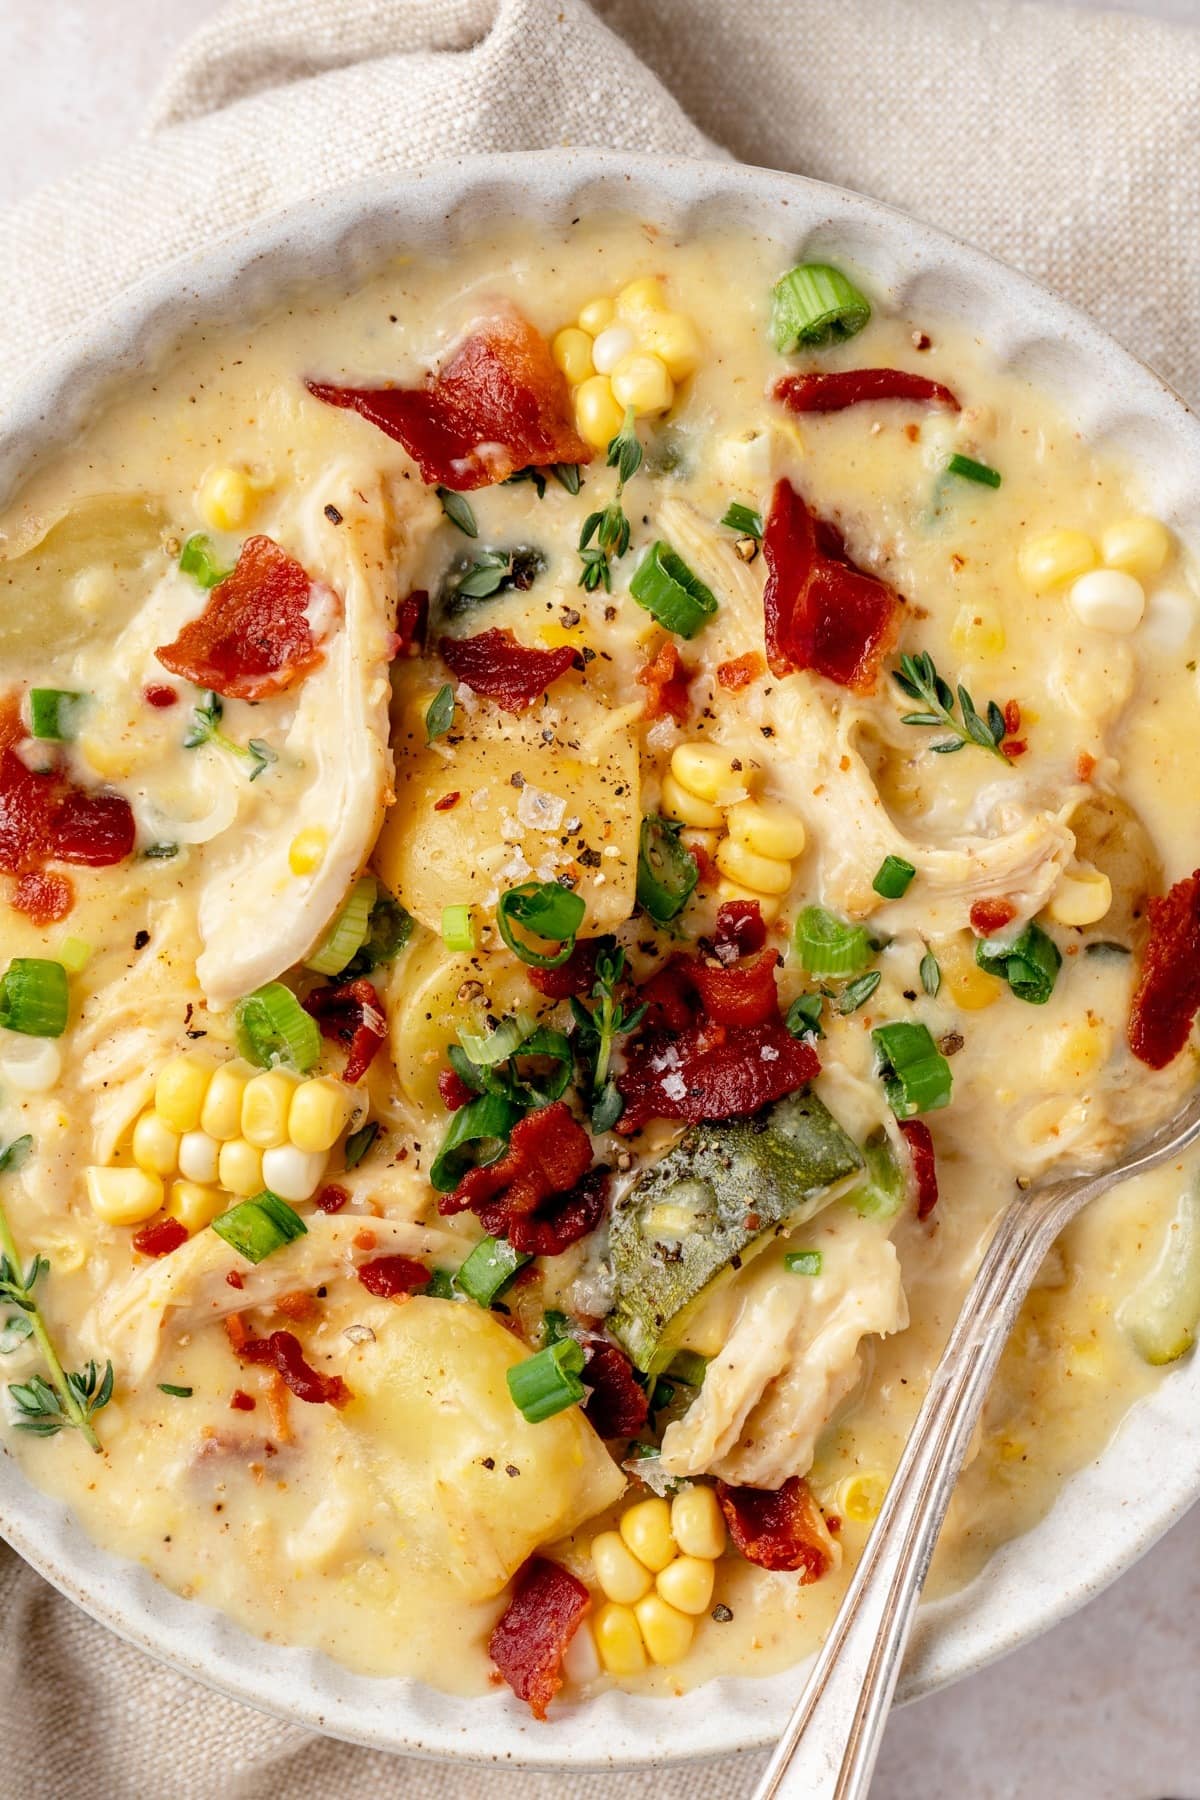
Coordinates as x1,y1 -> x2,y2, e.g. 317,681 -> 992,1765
1121,1184 -> 1200,1366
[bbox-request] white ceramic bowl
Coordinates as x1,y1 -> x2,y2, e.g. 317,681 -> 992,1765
2,149 -> 1199,1771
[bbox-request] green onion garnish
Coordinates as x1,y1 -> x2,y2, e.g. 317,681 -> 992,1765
946,453 -> 1002,489
425,682 -> 456,743
441,904 -> 476,954
306,876 -> 376,977
0,959 -> 69,1038
636,816 -> 699,924
429,1091 -> 521,1193
721,501 -> 764,540
850,1129 -> 908,1220
837,970 -> 881,1015
456,1235 -> 530,1307
496,880 -> 585,969
344,891 -> 412,977
666,1349 -> 709,1389
179,533 -> 233,590
235,981 -> 320,1074
57,938 -> 91,975
770,263 -> 871,354
872,855 -> 916,900
785,993 -> 825,1040
629,540 -> 719,639
158,1383 -> 194,1398
506,1336 -> 586,1424
28,689 -> 85,742
919,950 -> 941,998
343,1119 -> 379,1169
436,487 -> 478,537
423,1266 -> 457,1300
795,906 -> 872,979
785,1250 -> 823,1276
541,1308 -> 572,1346
872,1021 -> 953,1119
457,1012 -> 537,1068
974,922 -> 1061,1005
211,1191 -> 307,1264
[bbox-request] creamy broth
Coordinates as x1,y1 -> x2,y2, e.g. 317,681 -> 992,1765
0,216 -> 1197,1709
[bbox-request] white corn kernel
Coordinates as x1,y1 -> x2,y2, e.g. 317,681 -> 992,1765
1099,516 -> 1170,580
241,1071 -> 297,1148
132,1110 -> 181,1178
289,827 -> 328,876
562,1618 -> 601,1685
289,1077 -> 353,1153
715,878 -> 781,924
634,1593 -> 694,1665
715,837 -> 794,896
218,1137 -> 264,1197
197,465 -> 255,533
551,326 -> 595,385
1046,863 -> 1113,927
1017,529 -> 1097,591
155,1054 -> 214,1134
261,1142 -> 327,1202
0,1034 -> 62,1094
1141,586 -> 1195,653
1068,568 -> 1145,635
85,1165 -> 164,1226
167,1179 -> 226,1233
177,1129 -> 221,1186
611,352 -> 674,417
201,1062 -> 250,1140
592,1530 -> 653,1604
656,1555 -> 715,1617
574,375 -> 625,450
578,296 -> 615,335
660,770 -> 724,830
619,1497 -> 676,1573
638,312 -> 703,381
594,1602 -> 647,1675
726,797 -> 806,862
669,743 -> 748,807
616,276 -> 666,320
591,323 -> 636,374
671,1485 -> 727,1560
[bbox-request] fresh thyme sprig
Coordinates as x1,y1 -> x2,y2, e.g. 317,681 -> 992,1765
892,652 -> 1008,761
578,409 -> 643,594
0,1136 -> 112,1452
570,944 -> 647,1132
183,691 -> 276,781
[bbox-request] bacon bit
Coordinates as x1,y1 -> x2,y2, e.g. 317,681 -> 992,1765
691,947 -> 781,1028
1002,738 -> 1028,760
234,1328 -> 351,1408
50,790 -> 138,866
639,954 -> 697,1032
0,699 -> 135,920
717,652 -> 765,692
433,791 -> 461,812
264,1369 -> 292,1445
488,1556 -> 591,1720
230,1389 -> 256,1412
143,683 -> 179,709
13,871 -> 72,924
505,1166 -> 609,1257
688,839 -> 720,886
582,1340 -> 649,1439
712,897 -> 769,958
440,629 -> 576,715
716,1476 -> 838,1578
156,535 -> 327,701
636,640 -> 692,723
898,1118 -> 939,1220
353,1229 -> 378,1252
441,1100 -> 593,1226
314,1183 -> 350,1215
527,938 -> 602,1000
301,976 -> 386,1084
1128,871 -> 1200,1068
437,1065 -> 476,1111
225,1270 -> 245,1291
357,1254 -> 429,1298
616,1020 -> 819,1135
306,313 -> 592,491
273,1290 -> 318,1321
131,1217 -> 189,1258
761,480 -> 902,692
1076,751 -> 1097,783
394,590 -> 428,658
969,898 -> 1017,937
774,368 -> 959,415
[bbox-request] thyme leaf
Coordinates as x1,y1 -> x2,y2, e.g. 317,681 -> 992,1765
892,652 -> 1008,761
183,691 -> 276,781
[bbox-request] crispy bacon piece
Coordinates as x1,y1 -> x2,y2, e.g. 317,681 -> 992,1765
12,871 -> 72,924
717,652 -> 765,692
1128,870 -> 1200,1069
898,1118 -> 939,1221
301,977 -> 386,1084
712,898 -> 768,958
50,790 -> 137,866
690,947 -> 780,1028
230,1389 -> 256,1412
356,1254 -> 429,1298
156,535 -> 327,701
527,937 -> 602,1000
437,1065 -> 476,1111
393,590 -> 428,659
441,1099 -> 593,1227
636,640 -> 692,723
306,314 -> 592,492
314,1183 -> 349,1214
969,898 -> 1017,937
616,1020 -> 819,1135
505,1166 -> 609,1257
234,1327 -> 350,1408
716,1476 -> 838,1578
440,629 -> 576,715
582,1339 -> 649,1439
639,954 -> 697,1032
774,368 -> 959,415
131,1217 -> 189,1258
761,480 -> 902,692
490,1557 -> 591,1721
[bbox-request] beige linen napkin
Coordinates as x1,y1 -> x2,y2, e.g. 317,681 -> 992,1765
2,3 -> 1199,1796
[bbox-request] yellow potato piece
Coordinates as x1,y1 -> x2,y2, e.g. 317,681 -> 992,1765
388,929 -> 536,1113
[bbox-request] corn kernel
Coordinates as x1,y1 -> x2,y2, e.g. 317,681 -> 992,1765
1046,863 -> 1113,927
670,742 -> 748,807
1100,516 -> 1171,580
660,769 -> 724,830
167,1179 -> 226,1233
715,837 -> 793,897
155,1054 -> 215,1134
132,1110 -> 180,1178
634,1593 -> 694,1665
578,296 -> 615,335
840,1472 -> 887,1523
289,1077 -> 352,1153
656,1555 -> 714,1616
591,324 -> 637,374
178,1129 -> 221,1185
552,326 -> 595,386
594,1602 -> 647,1675
201,1062 -> 250,1141
715,878 -> 782,923
611,352 -> 674,418
1017,528 -> 1097,591
950,603 -> 1006,659
939,936 -> 1001,1010
616,276 -> 667,320
619,1497 -> 676,1573
670,1485 -> 727,1560
726,798 -> 806,862
289,827 -> 328,876
262,1142 -> 327,1202
1041,1018 -> 1113,1086
85,1165 -> 165,1226
218,1137 -> 264,1196
574,375 -> 625,450
241,1071 -> 297,1149
197,465 -> 255,533
637,312 -> 703,382
592,1530 -> 653,1604
77,733 -> 137,781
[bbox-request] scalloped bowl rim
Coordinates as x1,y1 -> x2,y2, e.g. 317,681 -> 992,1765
0,148 -> 1198,1771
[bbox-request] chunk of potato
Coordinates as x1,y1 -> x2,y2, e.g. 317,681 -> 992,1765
0,493 -> 166,666
387,928 -> 540,1114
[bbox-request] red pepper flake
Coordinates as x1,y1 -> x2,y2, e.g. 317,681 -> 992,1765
131,1217 -> 189,1258
302,976 -> 386,1084
225,1269 -> 245,1290
230,1389 -> 256,1412
274,1290 -> 318,1320
969,898 -> 1017,937
1128,870 -> 1200,1069
717,652 -> 765,693
356,1254 -> 430,1298
898,1118 -> 939,1220
440,628 -> 576,715
688,839 -> 719,887
156,535 -> 329,701
306,313 -> 592,491
1003,700 -> 1022,737
716,1476 -> 838,1578
1002,738 -> 1028,760
143,683 -> 179,709
353,1229 -> 378,1252
582,1340 -> 649,1439
433,791 -> 461,812
774,368 -> 959,415
437,1065 -> 476,1111
233,1327 -> 351,1408
635,640 -> 692,723
488,1556 -> 591,1720
314,1183 -> 350,1214
12,870 -> 73,924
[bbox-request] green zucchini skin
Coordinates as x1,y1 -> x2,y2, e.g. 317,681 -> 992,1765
606,1090 -> 864,1374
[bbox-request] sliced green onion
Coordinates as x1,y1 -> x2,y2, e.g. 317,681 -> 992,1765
785,993 -> 825,1040
496,881 -> 585,969
457,1235 -> 531,1307
795,906 -> 872,978
179,533 -> 232,589
458,1011 -> 537,1068
541,1308 -> 572,1346
837,970 -> 881,1015
666,1350 -> 708,1389
436,487 -> 478,537
345,891 -> 413,976
946,453 -> 1002,489
850,1129 -> 908,1219
721,501 -> 763,540
629,540 -> 719,639
425,682 -> 456,743
506,1336 -> 586,1423
919,950 -> 941,998
423,1266 -> 458,1300
235,981 -> 320,1073
57,938 -> 92,975
28,688 -> 85,741
1121,1185 -> 1200,1365
429,1092 -> 521,1193
785,1249 -> 823,1276
872,1021 -> 953,1118
510,1025 -> 575,1105
158,1383 -> 194,1398
0,959 -> 69,1038
872,855 -> 916,900
212,1190 -> 307,1264
441,904 -> 476,954
974,922 -> 1061,1006
636,816 -> 699,924
771,263 -> 871,353
306,877 -> 376,977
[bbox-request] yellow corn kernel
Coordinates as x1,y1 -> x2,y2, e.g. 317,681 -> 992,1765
1065,1338 -> 1105,1380
578,295 -> 615,335
218,1136 -> 264,1197
167,1179 -> 226,1233
715,837 -> 793,897
619,1497 -> 676,1573
594,1602 -> 648,1675
726,798 -> 806,863
1017,528 -> 1097,591
1100,515 -> 1171,580
950,603 -> 1006,659
289,827 -> 328,876
715,878 -> 781,923
1041,1018 -> 1113,1086
660,770 -> 724,830
616,276 -> 667,321
574,375 -> 625,450
241,1071 -> 296,1149
634,1593 -> 694,1665
201,1061 -> 250,1141
155,1054 -> 214,1134
637,312 -> 703,382
197,465 -> 255,533
939,936 -> 1001,1010
670,742 -> 748,807
289,1077 -> 352,1153
1047,863 -> 1113,927
131,1110 -> 180,1178
592,1530 -> 653,1605
670,1485 -> 727,1560
840,1472 -> 887,1524
656,1555 -> 715,1616
85,1166 -> 165,1227
552,326 -> 595,386
611,351 -> 674,417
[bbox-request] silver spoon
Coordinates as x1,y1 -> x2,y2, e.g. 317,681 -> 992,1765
753,1084 -> 1200,1800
